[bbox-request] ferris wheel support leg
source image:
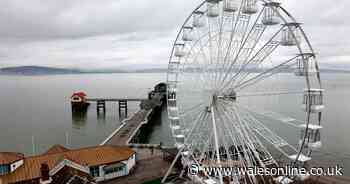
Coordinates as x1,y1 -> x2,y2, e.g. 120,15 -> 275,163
161,146 -> 185,184
210,106 -> 224,184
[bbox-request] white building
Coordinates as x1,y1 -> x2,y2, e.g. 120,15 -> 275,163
0,145 -> 136,184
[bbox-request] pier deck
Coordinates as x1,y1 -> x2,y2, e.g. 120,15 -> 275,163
99,97 -> 175,184
103,109 -> 151,146
87,98 -> 147,102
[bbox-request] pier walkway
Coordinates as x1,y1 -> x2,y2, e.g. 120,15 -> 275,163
98,97 -> 176,184
101,109 -> 151,146
87,98 -> 147,102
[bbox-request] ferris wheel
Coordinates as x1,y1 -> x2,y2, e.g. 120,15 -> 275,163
165,0 -> 324,184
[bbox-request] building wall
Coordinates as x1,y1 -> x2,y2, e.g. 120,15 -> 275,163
103,167 -> 127,181
93,154 -> 136,182
10,160 -> 23,172
125,154 -> 136,174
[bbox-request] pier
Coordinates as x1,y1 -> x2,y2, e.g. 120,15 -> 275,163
100,109 -> 154,146
99,92 -> 163,147
99,99 -> 177,184
87,98 -> 147,102
86,98 -> 147,118
90,83 -> 176,183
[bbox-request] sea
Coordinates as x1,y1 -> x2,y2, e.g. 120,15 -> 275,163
0,73 -> 349,175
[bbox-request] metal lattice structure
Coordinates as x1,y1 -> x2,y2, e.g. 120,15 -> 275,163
165,0 -> 324,183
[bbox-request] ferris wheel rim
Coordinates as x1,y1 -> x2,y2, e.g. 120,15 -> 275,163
166,0 -> 323,182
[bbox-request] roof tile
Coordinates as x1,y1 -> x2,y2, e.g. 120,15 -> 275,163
0,145 -> 135,183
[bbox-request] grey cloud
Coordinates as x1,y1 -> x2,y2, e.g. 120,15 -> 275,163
0,0 -> 201,40
0,0 -> 349,68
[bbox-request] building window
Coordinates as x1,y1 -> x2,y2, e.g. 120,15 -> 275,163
104,165 -> 124,175
0,164 -> 10,175
90,166 -> 100,177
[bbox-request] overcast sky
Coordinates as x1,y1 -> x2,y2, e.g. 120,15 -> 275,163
0,0 -> 349,69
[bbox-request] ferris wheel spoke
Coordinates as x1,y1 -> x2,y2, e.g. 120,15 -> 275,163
186,115 -> 214,159
188,34 -> 216,91
233,90 -> 303,98
235,113 -> 277,168
214,13 -> 236,89
182,27 -> 226,90
193,30 -> 211,65
207,16 -> 217,91
218,102 -> 275,169
233,103 -> 299,157
216,119 -> 252,184
232,33 -> 283,87
216,106 -> 253,182
236,103 -> 304,128
179,73 -> 206,97
186,141 -> 219,181
182,37 -> 213,90
217,3 -> 250,89
180,105 -> 207,127
218,101 -> 260,168
185,111 -> 208,145
213,11 -> 237,90
179,102 -> 205,117
218,102 -> 262,184
196,127 -> 214,162
234,55 -> 298,91
220,26 -> 283,91
218,14 -> 252,90
189,31 -> 213,65
180,52 -> 217,97
218,7 -> 267,90
221,2 -> 251,64
213,10 -> 226,90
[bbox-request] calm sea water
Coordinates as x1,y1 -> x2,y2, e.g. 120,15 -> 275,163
0,73 -> 165,154
0,73 -> 349,175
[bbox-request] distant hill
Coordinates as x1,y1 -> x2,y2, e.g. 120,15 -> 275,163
0,66 -> 159,75
0,65 -> 349,76
0,66 -> 82,75
133,68 -> 168,73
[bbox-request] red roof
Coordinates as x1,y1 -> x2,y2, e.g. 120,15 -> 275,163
71,92 -> 87,98
0,152 -> 24,165
44,145 -> 70,155
0,145 -> 135,183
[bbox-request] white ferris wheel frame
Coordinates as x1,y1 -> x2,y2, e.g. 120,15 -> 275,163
165,0 -> 324,183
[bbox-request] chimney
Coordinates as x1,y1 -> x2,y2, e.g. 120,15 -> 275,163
40,163 -> 52,184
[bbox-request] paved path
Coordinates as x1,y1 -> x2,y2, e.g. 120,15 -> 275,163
101,149 -> 171,184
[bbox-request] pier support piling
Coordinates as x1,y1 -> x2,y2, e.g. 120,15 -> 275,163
97,100 -> 106,114
118,100 -> 128,119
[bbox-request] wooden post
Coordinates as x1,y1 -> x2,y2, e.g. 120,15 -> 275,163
97,100 -> 106,114
118,100 -> 128,119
